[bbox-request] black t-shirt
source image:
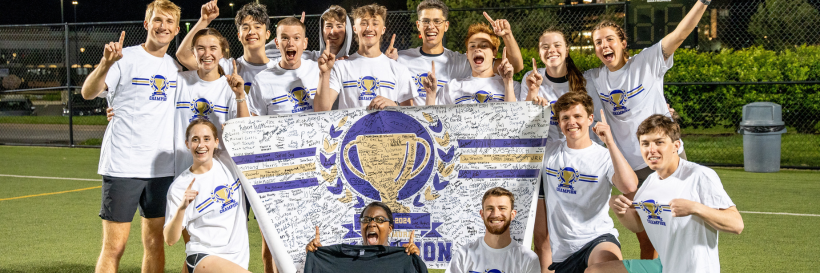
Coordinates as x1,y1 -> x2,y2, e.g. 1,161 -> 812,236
304,244 -> 428,273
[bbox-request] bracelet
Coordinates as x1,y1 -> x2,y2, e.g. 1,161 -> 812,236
699,0 -> 710,5
394,101 -> 400,106
236,97 -> 247,103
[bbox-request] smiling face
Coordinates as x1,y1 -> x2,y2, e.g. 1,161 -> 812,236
237,16 -> 271,51
360,205 -> 393,246
481,195 -> 516,235
353,15 -> 386,49
593,26 -> 628,70
639,131 -> 681,172
557,104 -> 593,141
416,8 -> 448,48
144,9 -> 180,47
276,25 -> 307,67
323,18 -> 346,50
539,32 -> 568,69
193,35 -> 224,73
185,123 -> 219,165
466,32 -> 497,75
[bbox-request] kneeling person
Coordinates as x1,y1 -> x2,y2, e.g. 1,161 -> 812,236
447,187 -> 541,273
540,92 -> 638,273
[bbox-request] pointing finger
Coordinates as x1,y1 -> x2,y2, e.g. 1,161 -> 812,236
431,61 -> 435,75
600,109 -> 607,124
118,31 -> 125,46
325,39 -> 331,53
187,178 -> 196,190
315,226 -> 320,241
409,230 -> 415,244
483,12 -> 494,25
232,59 -> 238,75
532,58 -> 537,71
502,47 -> 507,61
300,11 -> 306,23
389,34 -> 396,49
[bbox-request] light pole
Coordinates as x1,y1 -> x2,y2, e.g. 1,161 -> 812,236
230,3 -> 234,15
60,0 -> 65,22
72,1 -> 78,23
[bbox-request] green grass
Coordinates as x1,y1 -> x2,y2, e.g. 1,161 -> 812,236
1,146 -> 819,272
680,126 -> 820,167
0,116 -> 109,125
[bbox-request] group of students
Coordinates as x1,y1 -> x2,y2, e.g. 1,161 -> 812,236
80,0 -> 745,272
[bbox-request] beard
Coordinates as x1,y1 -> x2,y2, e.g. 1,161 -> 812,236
483,216 -> 511,235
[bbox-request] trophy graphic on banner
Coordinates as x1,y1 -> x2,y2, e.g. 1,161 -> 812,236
343,133 -> 431,213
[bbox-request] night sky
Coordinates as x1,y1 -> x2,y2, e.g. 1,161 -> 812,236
1,0 -> 408,25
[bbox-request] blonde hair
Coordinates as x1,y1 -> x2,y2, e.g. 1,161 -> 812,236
352,4 -> 388,22
144,0 -> 181,25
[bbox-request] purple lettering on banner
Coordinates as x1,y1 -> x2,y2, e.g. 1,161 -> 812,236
457,138 -> 548,148
232,148 -> 316,165
458,169 -> 541,179
252,178 -> 319,193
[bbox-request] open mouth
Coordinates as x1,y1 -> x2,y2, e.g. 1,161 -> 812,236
195,148 -> 208,156
547,55 -> 560,61
246,36 -> 259,43
365,230 -> 379,245
473,55 -> 485,65
647,156 -> 661,164
425,32 -> 438,40
285,50 -> 297,59
566,127 -> 580,133
201,58 -> 215,65
363,33 -> 376,39
603,50 -> 615,62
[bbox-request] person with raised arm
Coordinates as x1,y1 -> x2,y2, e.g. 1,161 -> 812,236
266,7 -> 354,62
313,4 -> 416,111
79,1 -> 182,272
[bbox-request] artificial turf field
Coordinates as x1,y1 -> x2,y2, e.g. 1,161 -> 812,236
0,146 -> 818,273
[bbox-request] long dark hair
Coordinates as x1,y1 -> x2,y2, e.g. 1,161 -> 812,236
540,27 -> 586,93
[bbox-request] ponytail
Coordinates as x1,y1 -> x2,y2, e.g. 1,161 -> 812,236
539,27 -> 587,93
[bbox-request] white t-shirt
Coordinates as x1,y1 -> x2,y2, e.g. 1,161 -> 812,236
100,45 -> 181,178
633,159 -> 735,273
247,60 -> 320,115
438,75 -> 520,105
327,53 -> 415,110
518,69 -> 605,143
173,71 -> 238,177
396,47 -> 472,105
165,153 -> 249,269
541,140 -> 618,262
588,41 -> 673,170
219,56 -> 276,95
446,238 -> 541,273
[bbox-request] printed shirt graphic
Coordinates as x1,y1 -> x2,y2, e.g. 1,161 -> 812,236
518,68 -> 605,143
438,75 -> 520,105
446,239 -> 540,273
588,41 -> 673,170
220,56 -> 276,95
173,71 -> 239,177
247,60 -> 320,115
540,140 -> 618,262
633,159 -> 735,273
397,47 -> 472,106
165,153 -> 249,269
99,45 -> 181,178
328,53 -> 415,110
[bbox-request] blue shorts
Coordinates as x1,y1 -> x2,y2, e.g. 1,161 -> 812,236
623,258 -> 662,273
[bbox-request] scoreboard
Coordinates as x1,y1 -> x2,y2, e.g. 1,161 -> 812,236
627,0 -> 698,49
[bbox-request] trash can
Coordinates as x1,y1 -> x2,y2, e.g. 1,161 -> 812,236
737,102 -> 786,173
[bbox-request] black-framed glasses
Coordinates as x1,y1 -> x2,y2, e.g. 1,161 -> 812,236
360,216 -> 390,224
418,19 -> 447,26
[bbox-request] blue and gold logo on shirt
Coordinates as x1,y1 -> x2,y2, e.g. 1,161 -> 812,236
271,86 -> 317,113
176,98 -> 229,122
545,167 -> 599,194
132,75 -> 177,101
341,76 -> 396,101
244,82 -> 252,93
195,179 -> 240,214
633,199 -> 670,226
468,270 -> 504,273
549,100 -> 558,126
455,90 -> 504,104
412,73 -> 446,98
598,84 -> 645,115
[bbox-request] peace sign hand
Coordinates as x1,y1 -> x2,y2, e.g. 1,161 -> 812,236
592,109 -> 612,144
318,39 -> 336,74
200,0 -> 219,24
526,58 -> 543,95
179,178 -> 198,210
227,59 -> 246,98
102,31 -> 126,66
402,230 -> 420,256
306,226 -> 323,252
386,34 -> 398,61
483,12 -> 512,37
496,47 -> 513,81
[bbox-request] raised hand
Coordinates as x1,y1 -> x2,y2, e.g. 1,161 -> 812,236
532,96 -> 549,107
525,58 -> 543,94
318,39 -> 336,73
497,47 -> 513,81
609,194 -> 632,216
593,109 -> 612,144
386,34 -> 398,61
227,59 -> 245,97
367,96 -> 398,110
179,178 -> 198,210
201,0 -> 219,24
300,11 -> 306,23
483,12 -> 511,37
102,31 -> 126,66
306,226 -> 323,252
402,230 -> 420,256
422,61 -> 438,96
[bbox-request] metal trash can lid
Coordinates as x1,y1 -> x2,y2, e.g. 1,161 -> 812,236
739,102 -> 784,127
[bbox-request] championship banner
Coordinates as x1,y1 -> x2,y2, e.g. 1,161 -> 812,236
222,102 -> 550,272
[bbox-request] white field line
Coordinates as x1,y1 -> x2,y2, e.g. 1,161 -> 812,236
739,211 -> 820,217
0,174 -> 99,182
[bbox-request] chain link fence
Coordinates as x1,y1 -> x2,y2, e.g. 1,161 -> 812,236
1,1 -> 819,168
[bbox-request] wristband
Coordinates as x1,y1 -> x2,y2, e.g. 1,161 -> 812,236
236,97 -> 247,103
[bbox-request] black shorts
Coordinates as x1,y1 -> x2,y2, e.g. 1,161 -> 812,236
548,233 -> 621,273
186,253 -> 210,273
99,176 -> 174,222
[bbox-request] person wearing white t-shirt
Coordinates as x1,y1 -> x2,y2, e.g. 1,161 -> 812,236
176,2 -> 274,94
314,4 -> 416,111
79,1 -> 182,272
587,114 -> 744,273
248,17 -> 321,116
387,0 -> 525,106
587,0 -> 709,259
446,187 -> 541,273
266,6 -> 354,62
426,23 -> 519,106
173,28 -> 250,178
164,119 -> 251,273
540,92 -> 638,273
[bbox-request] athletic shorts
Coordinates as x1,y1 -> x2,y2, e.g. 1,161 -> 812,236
548,233 -> 621,273
623,258 -> 662,273
186,253 -> 210,273
99,176 -> 174,222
